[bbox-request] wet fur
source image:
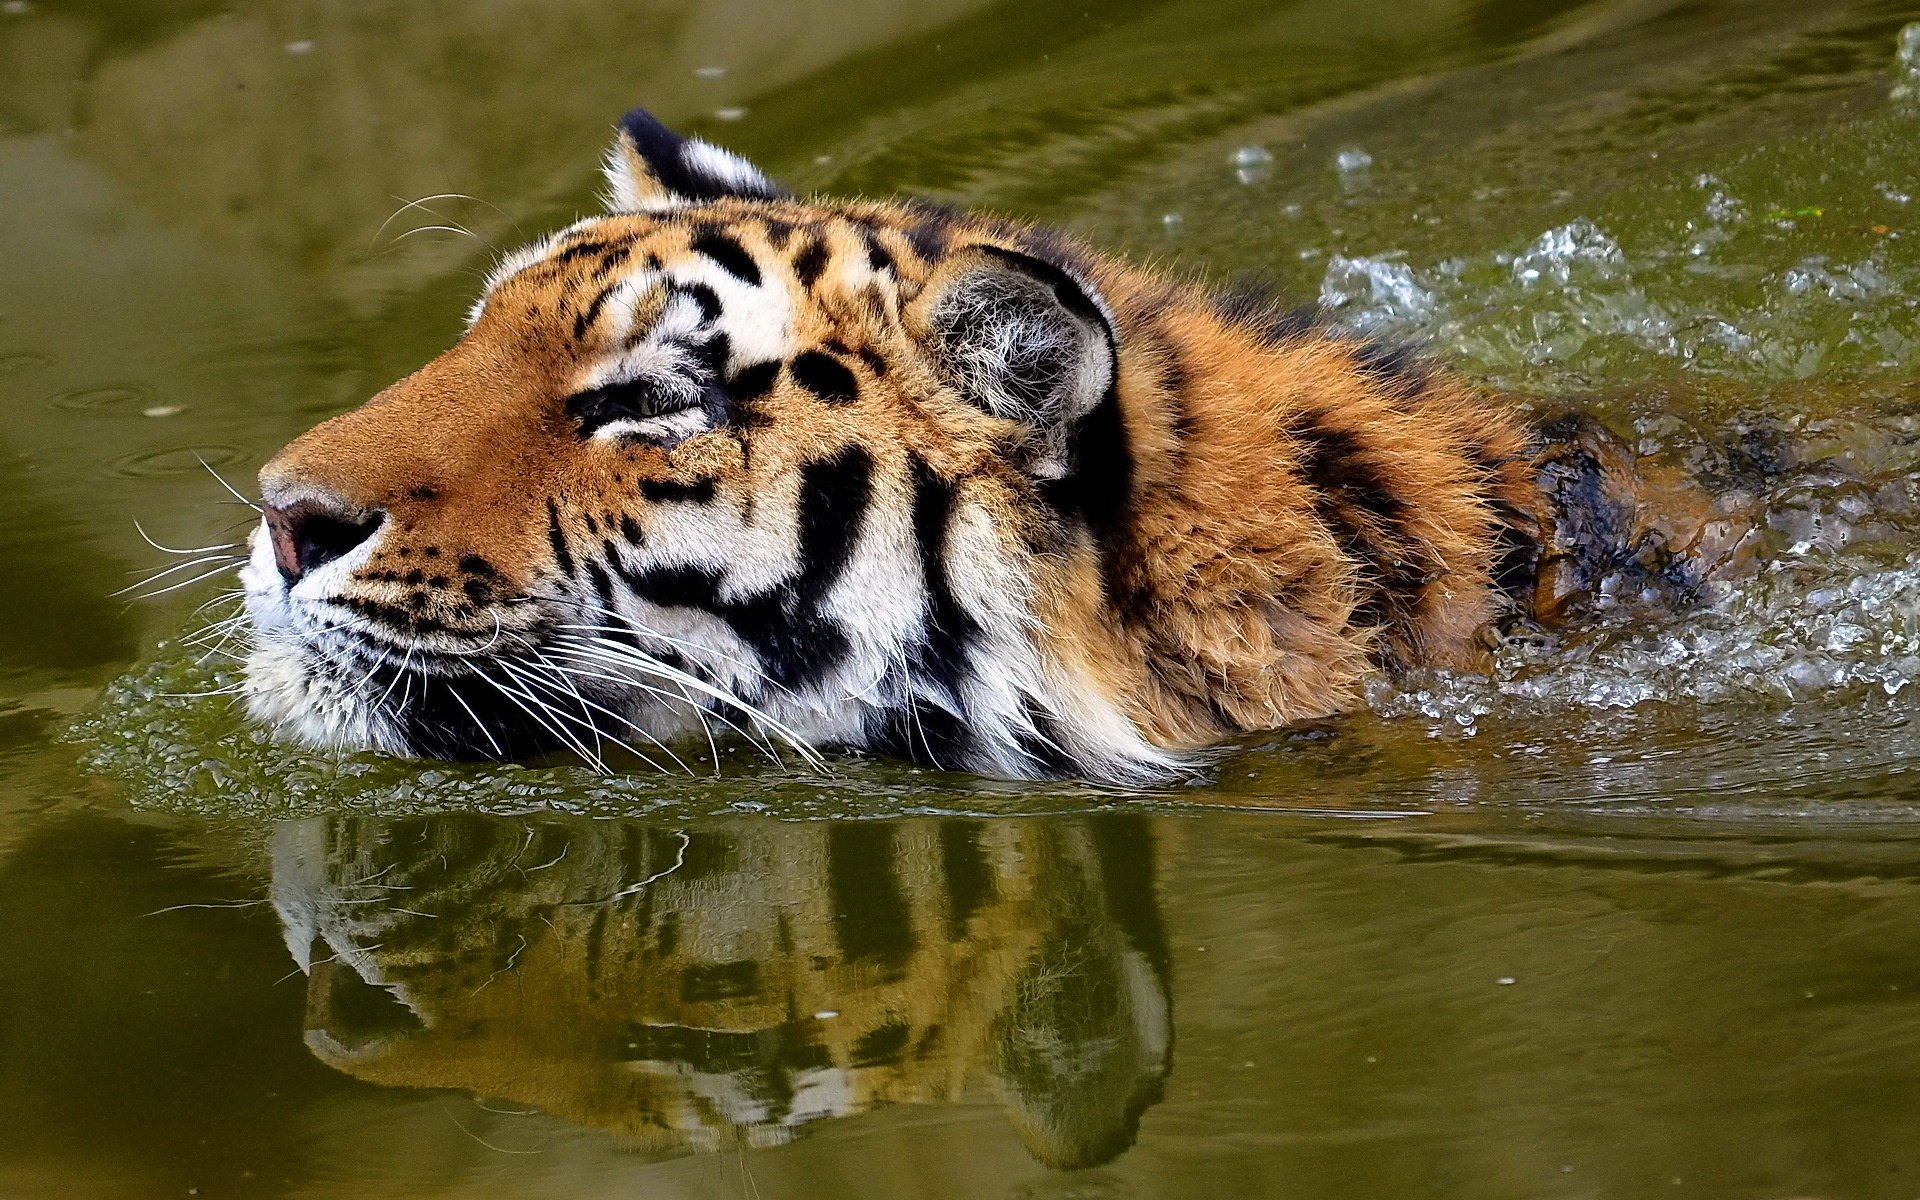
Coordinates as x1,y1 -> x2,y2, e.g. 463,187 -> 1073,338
240,107 -> 1733,783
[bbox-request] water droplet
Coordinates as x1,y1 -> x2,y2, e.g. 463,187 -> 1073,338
713,107 -> 747,122
1230,145 -> 1271,185
284,39 -> 314,55
1497,976 -> 1517,986
1333,147 -> 1373,174
693,65 -> 727,79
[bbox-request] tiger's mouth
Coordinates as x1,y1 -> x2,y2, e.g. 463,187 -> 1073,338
236,523 -> 818,772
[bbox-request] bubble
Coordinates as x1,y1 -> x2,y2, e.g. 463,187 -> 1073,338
1333,147 -> 1373,173
284,40 -> 314,55
693,65 -> 727,79
713,108 -> 747,122
1230,145 -> 1271,185
1894,24 -> 1920,102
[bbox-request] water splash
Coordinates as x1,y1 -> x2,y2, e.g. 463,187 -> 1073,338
1318,202 -> 1920,380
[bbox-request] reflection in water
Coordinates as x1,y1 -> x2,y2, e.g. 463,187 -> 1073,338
270,812 -> 1171,1168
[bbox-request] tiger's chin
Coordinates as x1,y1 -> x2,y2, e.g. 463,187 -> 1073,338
242,641 -> 411,757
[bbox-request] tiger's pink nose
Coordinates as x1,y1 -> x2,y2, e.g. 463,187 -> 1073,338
264,497 -> 385,583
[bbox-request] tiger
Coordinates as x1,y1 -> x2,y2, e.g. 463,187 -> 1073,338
239,106 -> 1758,783
272,811 -> 1171,1169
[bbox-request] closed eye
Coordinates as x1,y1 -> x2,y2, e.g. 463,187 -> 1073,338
565,372 -> 715,445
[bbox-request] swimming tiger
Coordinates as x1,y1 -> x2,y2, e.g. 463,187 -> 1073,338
272,811 -> 1171,1168
239,107 -> 1758,782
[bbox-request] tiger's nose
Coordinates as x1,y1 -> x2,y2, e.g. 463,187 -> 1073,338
264,495 -> 386,584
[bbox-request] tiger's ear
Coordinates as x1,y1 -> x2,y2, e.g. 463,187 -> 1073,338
601,107 -> 787,211
907,244 -> 1118,480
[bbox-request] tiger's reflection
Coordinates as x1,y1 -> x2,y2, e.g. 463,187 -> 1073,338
270,812 -> 1171,1168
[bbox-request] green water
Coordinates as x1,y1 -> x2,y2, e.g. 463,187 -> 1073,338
5,0 -> 1920,1196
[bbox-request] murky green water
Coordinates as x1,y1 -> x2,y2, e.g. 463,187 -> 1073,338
5,0 -> 1920,1195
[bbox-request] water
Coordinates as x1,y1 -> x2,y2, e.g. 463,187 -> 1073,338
4,0 -> 1920,1196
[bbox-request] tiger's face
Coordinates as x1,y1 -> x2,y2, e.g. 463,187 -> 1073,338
242,108 -> 1173,781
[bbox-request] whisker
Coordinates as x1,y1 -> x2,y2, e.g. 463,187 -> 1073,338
542,646 -> 774,768
113,553 -> 244,597
442,680 -> 506,758
520,649 -> 698,774
498,658 -> 679,774
198,456 -> 263,514
393,223 -> 476,243
371,192 -> 517,251
131,561 -> 245,601
132,520 -> 241,557
546,634 -> 821,770
475,668 -> 607,772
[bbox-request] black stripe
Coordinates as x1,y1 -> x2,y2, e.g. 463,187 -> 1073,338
791,237 -> 830,288
689,230 -> 761,286
1013,695 -> 1080,776
1037,384 -> 1131,534
546,499 -> 576,577
682,282 -> 722,323
1288,411 -> 1427,631
907,454 -> 976,690
790,350 -> 858,405
862,228 -> 894,273
610,446 -> 871,689
554,237 -> 618,265
1289,412 -> 1405,529
584,557 -> 617,613
904,219 -> 948,262
575,283 -> 619,340
791,445 -> 873,612
1353,338 -> 1429,398
640,477 -> 717,504
1211,276 -> 1320,344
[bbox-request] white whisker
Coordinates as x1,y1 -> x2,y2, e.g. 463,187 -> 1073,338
131,561 -> 244,600
114,553 -> 244,597
132,520 -> 241,557
198,456 -> 263,513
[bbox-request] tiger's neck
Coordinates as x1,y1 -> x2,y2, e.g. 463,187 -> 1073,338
1036,291 -> 1543,752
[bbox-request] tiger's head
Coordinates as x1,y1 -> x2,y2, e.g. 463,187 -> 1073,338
242,107 -> 1186,782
